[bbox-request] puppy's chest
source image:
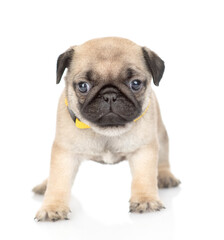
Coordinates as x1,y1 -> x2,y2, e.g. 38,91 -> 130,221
78,135 -> 143,164
95,151 -> 126,164
79,142 -> 128,164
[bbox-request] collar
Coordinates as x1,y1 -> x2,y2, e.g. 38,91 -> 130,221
65,98 -> 90,129
65,98 -> 150,129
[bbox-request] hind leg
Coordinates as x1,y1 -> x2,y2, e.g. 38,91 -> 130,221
33,179 -> 48,195
158,123 -> 181,188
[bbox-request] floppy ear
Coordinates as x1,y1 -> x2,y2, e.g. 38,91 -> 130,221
56,48 -> 74,84
142,47 -> 165,86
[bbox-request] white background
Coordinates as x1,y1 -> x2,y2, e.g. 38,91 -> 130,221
0,0 -> 224,239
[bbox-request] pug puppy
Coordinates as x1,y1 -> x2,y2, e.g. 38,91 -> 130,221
33,37 -> 180,221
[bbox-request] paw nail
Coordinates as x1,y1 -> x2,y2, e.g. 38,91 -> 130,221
34,217 -> 40,222
147,203 -> 150,210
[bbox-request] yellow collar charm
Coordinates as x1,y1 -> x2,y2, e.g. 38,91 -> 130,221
65,98 -> 150,129
65,98 -> 90,129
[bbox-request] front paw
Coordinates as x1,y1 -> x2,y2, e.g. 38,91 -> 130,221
35,204 -> 70,222
129,200 -> 165,213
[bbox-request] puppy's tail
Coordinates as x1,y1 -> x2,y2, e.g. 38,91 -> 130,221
32,179 -> 47,195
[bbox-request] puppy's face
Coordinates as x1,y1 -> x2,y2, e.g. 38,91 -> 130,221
56,37 -> 164,136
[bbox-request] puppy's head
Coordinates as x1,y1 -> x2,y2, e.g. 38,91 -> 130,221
56,37 -> 165,136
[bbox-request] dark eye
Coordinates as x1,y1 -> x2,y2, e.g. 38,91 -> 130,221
130,80 -> 142,91
78,82 -> 90,93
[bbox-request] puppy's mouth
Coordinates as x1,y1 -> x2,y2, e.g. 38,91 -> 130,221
95,112 -> 128,127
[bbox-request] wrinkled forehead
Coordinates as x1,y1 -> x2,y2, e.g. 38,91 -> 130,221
69,40 -> 145,80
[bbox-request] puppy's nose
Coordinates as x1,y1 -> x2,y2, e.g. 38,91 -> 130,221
103,93 -> 117,103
